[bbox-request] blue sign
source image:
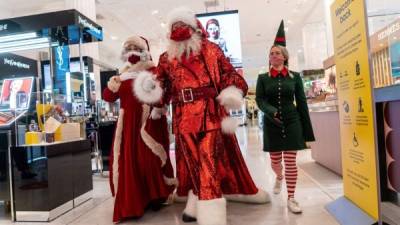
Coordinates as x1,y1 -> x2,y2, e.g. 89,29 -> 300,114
390,41 -> 400,78
53,45 -> 70,94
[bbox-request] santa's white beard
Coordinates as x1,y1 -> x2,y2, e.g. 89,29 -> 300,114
167,33 -> 202,62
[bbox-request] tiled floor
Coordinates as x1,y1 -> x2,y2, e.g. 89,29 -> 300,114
0,124 -> 343,225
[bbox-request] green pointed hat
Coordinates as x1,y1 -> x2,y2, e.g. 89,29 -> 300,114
274,20 -> 286,47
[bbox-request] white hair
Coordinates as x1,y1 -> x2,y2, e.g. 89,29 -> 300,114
166,32 -> 202,62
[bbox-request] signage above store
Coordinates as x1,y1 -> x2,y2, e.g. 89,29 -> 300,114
0,53 -> 37,78
378,22 -> 400,41
77,15 -> 102,40
0,9 -> 103,44
370,18 -> 400,53
3,58 -> 30,69
0,23 -> 8,31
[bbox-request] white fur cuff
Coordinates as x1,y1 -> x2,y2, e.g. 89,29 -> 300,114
221,117 -> 239,134
197,198 -> 226,225
184,190 -> 198,217
107,76 -> 121,93
224,189 -> 271,204
217,86 -> 244,111
133,70 -> 163,104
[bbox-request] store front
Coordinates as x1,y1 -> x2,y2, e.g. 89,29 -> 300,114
0,9 -> 102,222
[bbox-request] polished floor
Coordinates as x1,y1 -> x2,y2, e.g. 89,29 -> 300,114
0,123 -> 343,225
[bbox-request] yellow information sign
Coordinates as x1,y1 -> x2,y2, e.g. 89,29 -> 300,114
331,0 -> 379,220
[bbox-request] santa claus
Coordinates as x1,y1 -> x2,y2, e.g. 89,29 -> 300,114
134,7 -> 270,225
103,36 -> 176,223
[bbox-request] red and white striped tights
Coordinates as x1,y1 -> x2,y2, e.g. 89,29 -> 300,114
269,151 -> 298,199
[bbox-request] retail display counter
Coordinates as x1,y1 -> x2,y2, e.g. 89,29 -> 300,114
308,100 -> 342,175
374,85 -> 400,224
98,121 -> 116,171
11,139 -> 92,222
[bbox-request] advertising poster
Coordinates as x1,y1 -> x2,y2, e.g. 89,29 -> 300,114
0,77 -> 33,111
197,10 -> 243,68
331,0 -> 379,220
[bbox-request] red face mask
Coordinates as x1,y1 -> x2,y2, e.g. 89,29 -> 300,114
128,54 -> 140,64
170,26 -> 192,41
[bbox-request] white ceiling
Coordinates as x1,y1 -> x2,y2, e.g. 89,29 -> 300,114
94,0 -> 325,74
2,0 -> 398,81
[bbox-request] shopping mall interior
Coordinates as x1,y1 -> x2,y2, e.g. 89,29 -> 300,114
0,0 -> 399,224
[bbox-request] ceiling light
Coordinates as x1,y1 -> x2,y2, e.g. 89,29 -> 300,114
0,42 -> 58,54
0,32 -> 38,43
0,37 -> 49,49
151,10 -> 159,15
111,36 -> 118,40
160,22 -> 166,28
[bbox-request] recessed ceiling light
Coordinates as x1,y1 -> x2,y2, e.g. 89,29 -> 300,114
111,36 -> 118,40
152,10 -> 159,15
160,22 -> 166,28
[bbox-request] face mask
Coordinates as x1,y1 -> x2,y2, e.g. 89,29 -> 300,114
170,26 -> 192,41
128,54 -> 141,64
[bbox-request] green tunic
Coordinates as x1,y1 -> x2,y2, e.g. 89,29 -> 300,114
255,71 -> 315,152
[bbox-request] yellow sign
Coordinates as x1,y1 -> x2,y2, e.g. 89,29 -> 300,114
331,0 -> 379,220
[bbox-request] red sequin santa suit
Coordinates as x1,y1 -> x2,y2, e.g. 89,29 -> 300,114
134,8 -> 270,225
103,36 -> 176,223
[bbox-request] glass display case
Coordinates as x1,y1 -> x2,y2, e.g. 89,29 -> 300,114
9,92 -> 86,147
304,62 -> 339,112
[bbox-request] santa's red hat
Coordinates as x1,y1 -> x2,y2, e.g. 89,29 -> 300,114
121,36 -> 152,61
167,7 -> 208,38
122,36 -> 150,52
167,7 -> 198,30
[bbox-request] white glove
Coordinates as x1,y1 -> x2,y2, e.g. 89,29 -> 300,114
134,71 -> 163,104
107,76 -> 121,93
150,107 -> 165,120
217,86 -> 244,111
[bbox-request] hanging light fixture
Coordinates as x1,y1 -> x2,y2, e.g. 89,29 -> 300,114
0,32 -> 38,43
0,32 -> 59,53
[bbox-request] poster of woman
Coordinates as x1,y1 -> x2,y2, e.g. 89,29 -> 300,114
0,77 -> 34,110
197,10 -> 243,68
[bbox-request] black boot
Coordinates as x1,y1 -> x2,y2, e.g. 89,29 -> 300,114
182,213 -> 196,223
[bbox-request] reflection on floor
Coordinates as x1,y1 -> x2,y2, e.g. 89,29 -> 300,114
0,124 -> 343,225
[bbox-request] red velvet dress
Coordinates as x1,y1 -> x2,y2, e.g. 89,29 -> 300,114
103,71 -> 175,223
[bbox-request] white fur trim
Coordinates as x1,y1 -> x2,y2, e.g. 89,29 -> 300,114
123,36 -> 148,52
120,60 -> 155,74
221,117 -> 239,134
167,7 -> 197,30
133,70 -> 163,104
119,72 -> 137,81
107,77 -> 121,93
121,49 -> 151,62
197,198 -> 226,225
217,85 -> 244,111
224,189 -> 271,204
140,104 -> 168,167
183,190 -> 198,217
112,109 -> 124,196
